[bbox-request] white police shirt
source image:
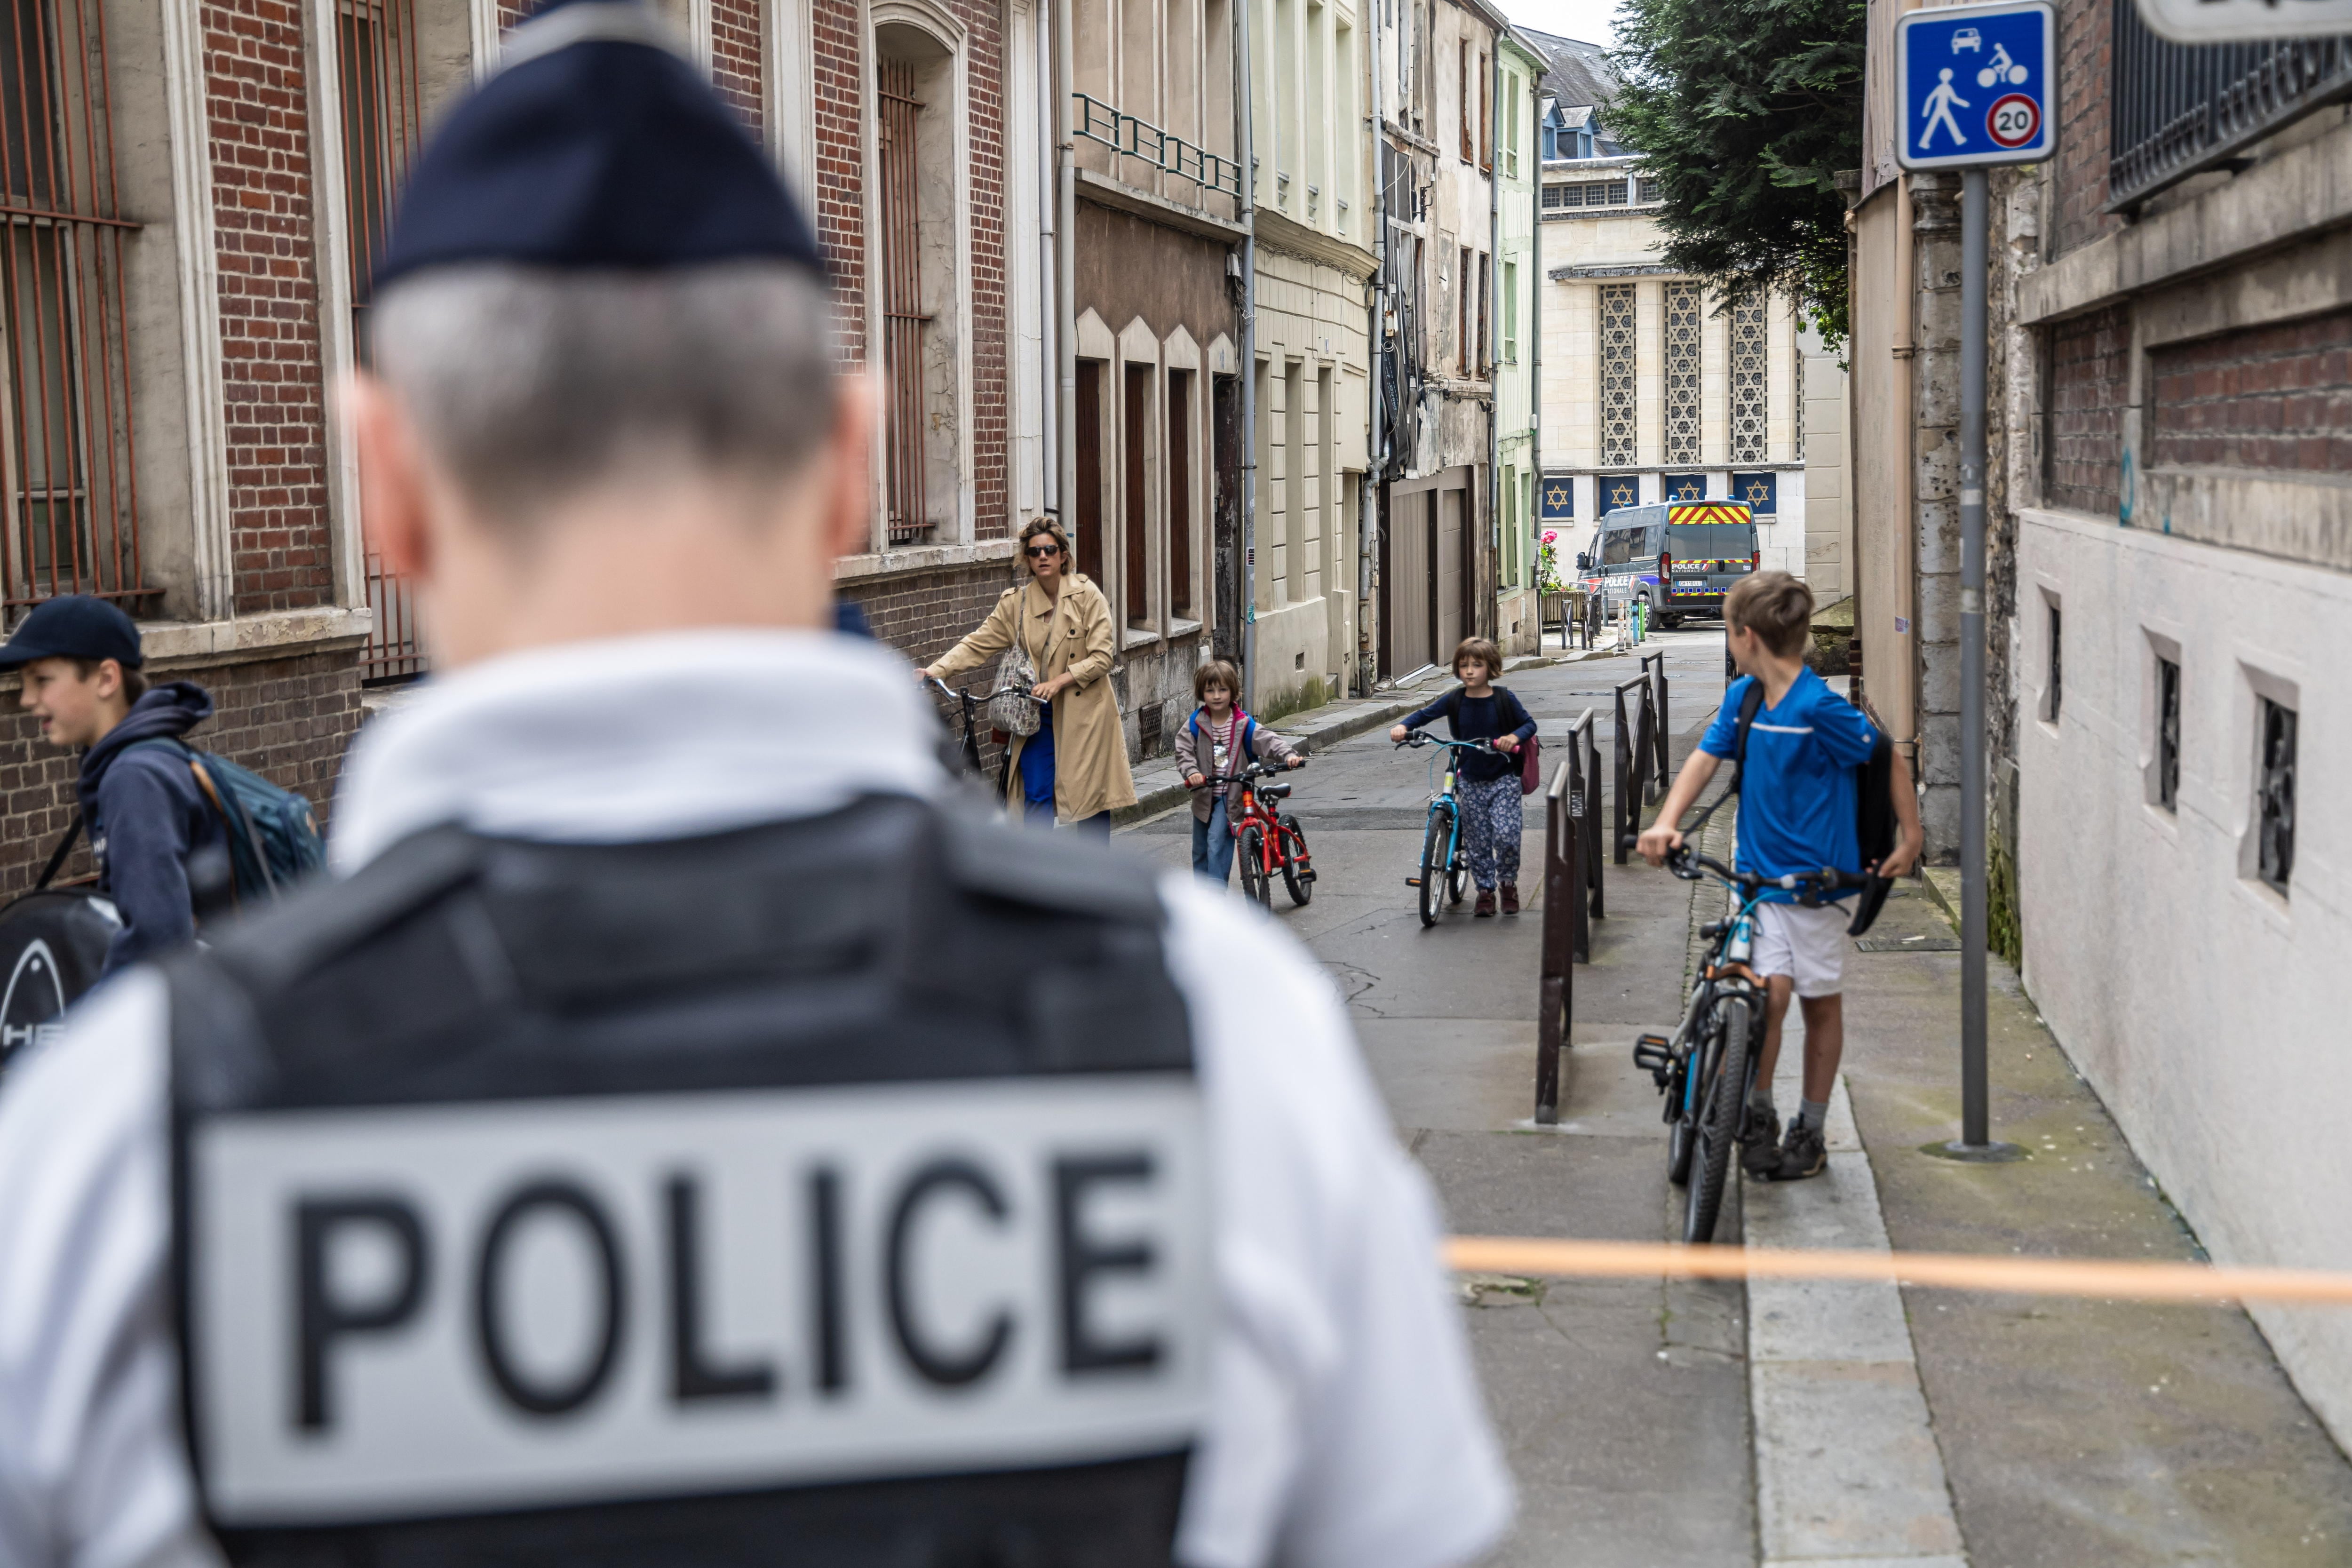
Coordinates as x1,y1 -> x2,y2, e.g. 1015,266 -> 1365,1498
0,628 -> 1513,1568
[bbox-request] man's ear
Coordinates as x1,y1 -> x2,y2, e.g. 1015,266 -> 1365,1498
819,370 -> 878,562
347,371 -> 433,580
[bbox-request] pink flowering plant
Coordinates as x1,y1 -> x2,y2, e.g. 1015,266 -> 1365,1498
1537,530 -> 1564,594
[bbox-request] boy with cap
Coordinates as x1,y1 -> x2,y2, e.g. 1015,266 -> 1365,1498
0,594 -> 229,972
0,4 -> 1512,1567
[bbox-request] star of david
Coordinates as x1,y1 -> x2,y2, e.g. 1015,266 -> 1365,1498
1608,481 -> 1637,508
1545,483 -> 1570,509
1743,479 -> 1771,504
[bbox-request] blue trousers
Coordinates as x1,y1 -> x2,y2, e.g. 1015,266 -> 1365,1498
1191,796 -> 1234,883
1017,710 -> 1057,824
1458,774 -> 1525,890
1016,714 -> 1112,836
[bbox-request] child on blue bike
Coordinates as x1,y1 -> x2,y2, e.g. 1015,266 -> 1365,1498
1636,572 -> 1921,1181
1389,637 -> 1536,918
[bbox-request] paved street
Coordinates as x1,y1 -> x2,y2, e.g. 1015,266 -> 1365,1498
1120,627 -> 2352,1565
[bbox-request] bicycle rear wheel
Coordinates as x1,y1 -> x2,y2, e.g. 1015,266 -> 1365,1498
1238,824 -> 1272,907
1419,810 -> 1451,926
1683,996 -> 1749,1244
1279,820 -> 1313,907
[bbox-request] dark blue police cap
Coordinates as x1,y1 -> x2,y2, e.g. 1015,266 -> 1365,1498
371,0 -> 825,291
0,595 -> 143,671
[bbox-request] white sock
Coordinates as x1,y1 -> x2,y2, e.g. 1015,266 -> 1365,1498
1796,1097 -> 1829,1133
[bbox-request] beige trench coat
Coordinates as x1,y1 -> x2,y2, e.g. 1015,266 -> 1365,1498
932,573 -> 1138,821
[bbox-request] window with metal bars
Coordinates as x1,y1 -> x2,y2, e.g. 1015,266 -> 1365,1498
1663,280 -> 1700,465
2154,654 -> 2179,812
0,0 -> 145,620
878,54 -> 929,545
1729,296 -> 1767,463
2257,696 -> 2295,893
335,0 -> 427,678
1598,283 -> 1635,466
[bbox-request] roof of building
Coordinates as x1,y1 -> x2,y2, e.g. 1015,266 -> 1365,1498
1516,27 -> 1621,117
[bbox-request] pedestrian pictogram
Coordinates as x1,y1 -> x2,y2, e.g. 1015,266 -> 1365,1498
1896,1 -> 2054,171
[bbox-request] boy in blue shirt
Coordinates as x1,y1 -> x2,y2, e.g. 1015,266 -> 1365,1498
1637,573 -> 1921,1181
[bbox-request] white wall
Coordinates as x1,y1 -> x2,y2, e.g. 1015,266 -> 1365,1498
2016,506 -> 2352,1452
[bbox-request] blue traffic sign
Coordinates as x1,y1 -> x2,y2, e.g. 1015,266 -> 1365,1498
1895,1 -> 2055,171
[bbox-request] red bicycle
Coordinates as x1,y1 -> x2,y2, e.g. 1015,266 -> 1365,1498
1203,756 -> 1315,908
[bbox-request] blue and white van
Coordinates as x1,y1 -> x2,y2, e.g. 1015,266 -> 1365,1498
1589,501 -> 1759,627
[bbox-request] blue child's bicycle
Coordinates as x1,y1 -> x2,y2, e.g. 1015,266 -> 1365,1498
1397,732 -> 1504,928
1630,837 -> 1867,1242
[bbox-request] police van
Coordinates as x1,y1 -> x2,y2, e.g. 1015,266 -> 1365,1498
1591,501 -> 1759,627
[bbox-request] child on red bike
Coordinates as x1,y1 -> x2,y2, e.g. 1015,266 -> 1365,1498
1176,659 -> 1302,885
1389,638 -> 1536,917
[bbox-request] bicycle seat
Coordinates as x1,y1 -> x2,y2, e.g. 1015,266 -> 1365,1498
1259,783 -> 1293,800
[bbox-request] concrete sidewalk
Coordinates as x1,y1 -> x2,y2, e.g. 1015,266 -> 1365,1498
1820,877 -> 2352,1564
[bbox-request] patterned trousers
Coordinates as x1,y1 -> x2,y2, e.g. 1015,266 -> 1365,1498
1458,774 -> 1525,890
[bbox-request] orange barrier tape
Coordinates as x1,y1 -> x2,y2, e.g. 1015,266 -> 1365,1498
1444,1236 -> 2352,1307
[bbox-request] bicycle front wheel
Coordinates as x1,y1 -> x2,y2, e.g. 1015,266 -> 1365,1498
1238,825 -> 1272,907
1279,820 -> 1313,907
1419,810 -> 1451,926
1683,995 -> 1750,1244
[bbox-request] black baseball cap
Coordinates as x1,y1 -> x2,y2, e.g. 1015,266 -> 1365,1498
0,595 -> 144,671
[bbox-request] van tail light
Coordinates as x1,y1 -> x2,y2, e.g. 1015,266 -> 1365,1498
1659,550 -> 1672,581
1751,549 -> 1760,572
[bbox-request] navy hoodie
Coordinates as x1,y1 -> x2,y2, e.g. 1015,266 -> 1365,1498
77,682 -> 230,973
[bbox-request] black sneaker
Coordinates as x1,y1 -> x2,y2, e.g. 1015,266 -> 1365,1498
1770,1121 -> 1828,1182
1741,1105 -> 1782,1178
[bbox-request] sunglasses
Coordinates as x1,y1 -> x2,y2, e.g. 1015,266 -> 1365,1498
1025,543 -> 1063,558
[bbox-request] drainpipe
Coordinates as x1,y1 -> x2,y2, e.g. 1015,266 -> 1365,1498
1039,0 -> 1059,517
1055,0 -> 1077,556
1485,36 -> 1501,642
1527,65 -> 1540,639
1235,0 -> 1259,704
1362,0 -> 1387,690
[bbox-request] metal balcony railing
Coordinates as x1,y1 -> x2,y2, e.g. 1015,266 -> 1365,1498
2108,2 -> 2352,211
1072,94 -> 1243,197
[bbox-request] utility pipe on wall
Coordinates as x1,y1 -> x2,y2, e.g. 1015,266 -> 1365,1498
1362,0 -> 1387,689
1486,36 -> 1501,642
1235,0 -> 1259,702
1055,0 -> 1076,552
1038,0 -> 1058,517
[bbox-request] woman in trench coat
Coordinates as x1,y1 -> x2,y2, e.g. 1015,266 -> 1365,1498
924,517 -> 1138,832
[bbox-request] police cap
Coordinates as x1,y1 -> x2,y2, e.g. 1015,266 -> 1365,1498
370,0 -> 826,292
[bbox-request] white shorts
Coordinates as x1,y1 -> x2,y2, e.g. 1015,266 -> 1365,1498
1749,900 -> 1849,998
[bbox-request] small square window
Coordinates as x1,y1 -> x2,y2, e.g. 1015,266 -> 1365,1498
2155,656 -> 2180,812
2257,696 -> 2296,893
2045,602 -> 2063,724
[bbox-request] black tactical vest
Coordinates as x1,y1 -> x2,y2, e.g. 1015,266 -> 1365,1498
164,795 -> 1208,1568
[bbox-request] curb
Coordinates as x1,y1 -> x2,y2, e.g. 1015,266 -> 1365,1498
1919,866 -> 1963,931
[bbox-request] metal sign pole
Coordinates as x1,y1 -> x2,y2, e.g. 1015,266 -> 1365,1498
1957,167 -> 1991,1149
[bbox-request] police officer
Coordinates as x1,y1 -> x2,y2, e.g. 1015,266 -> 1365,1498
0,2 -> 1510,1565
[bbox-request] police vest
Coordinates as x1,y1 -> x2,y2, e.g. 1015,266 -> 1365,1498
163,795 -> 1210,1567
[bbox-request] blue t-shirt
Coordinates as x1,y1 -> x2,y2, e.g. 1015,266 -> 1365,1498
1699,669 -> 1879,900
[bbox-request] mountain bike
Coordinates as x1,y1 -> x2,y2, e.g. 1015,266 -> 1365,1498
1396,733 -> 1504,928
1200,756 -> 1314,908
1629,838 -> 1866,1243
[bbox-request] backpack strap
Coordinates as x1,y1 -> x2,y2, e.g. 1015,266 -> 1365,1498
1728,679 -> 1768,787
119,737 -> 279,900
33,815 -> 83,890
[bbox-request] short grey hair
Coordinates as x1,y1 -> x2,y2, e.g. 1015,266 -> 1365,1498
368,263 -> 837,526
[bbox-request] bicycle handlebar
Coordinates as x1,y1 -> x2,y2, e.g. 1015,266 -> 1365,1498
927,676 -> 1031,706
1620,832 -> 1870,901
1395,732 -> 1502,753
1194,756 -> 1308,788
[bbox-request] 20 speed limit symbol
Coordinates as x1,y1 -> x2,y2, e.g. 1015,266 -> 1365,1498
1986,94 -> 2040,149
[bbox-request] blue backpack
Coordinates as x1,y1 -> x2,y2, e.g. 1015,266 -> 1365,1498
124,739 -> 325,903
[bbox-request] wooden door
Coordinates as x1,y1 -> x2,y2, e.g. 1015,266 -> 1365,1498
1436,484 -> 1464,661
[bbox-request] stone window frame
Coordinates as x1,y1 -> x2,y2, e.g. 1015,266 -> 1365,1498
864,0 -> 975,552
